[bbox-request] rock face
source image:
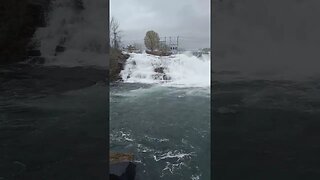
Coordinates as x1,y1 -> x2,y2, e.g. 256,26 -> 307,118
0,0 -> 51,64
110,48 -> 130,82
109,152 -> 136,180
146,50 -> 172,56
110,162 -> 136,180
110,152 -> 134,164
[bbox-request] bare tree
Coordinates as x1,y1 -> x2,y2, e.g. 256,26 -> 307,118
110,16 -> 121,49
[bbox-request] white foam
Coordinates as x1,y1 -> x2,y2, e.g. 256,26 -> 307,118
120,52 -> 210,88
153,150 -> 195,162
33,0 -> 108,68
191,174 -> 201,180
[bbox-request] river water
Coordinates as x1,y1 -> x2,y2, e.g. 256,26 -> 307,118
0,64 -> 108,179
213,69 -> 320,179
110,52 -> 211,180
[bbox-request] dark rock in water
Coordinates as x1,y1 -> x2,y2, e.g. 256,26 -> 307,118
110,162 -> 136,180
152,74 -> 171,81
118,62 -> 125,71
152,74 -> 162,80
28,57 -> 45,64
163,74 -> 171,80
153,67 -> 171,80
55,45 -> 66,53
110,152 -> 136,180
27,50 -> 41,57
73,0 -> 85,10
154,67 -> 164,73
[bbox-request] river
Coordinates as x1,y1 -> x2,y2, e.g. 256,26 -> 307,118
110,52 -> 211,180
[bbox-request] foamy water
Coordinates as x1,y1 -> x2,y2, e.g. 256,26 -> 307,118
120,52 -> 210,88
110,82 -> 210,180
32,0 -> 108,68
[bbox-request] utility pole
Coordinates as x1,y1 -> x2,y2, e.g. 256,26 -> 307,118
177,36 -> 179,52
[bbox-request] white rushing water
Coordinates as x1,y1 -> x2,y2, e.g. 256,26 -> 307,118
120,52 -> 211,88
33,0 -> 108,68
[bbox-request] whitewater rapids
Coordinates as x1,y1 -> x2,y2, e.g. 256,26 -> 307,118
120,52 -> 211,88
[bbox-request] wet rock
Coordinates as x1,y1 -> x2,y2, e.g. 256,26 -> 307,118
73,0 -> 85,10
28,57 -> 45,64
110,49 -> 130,82
110,152 -> 136,180
152,74 -> 171,81
163,74 -> 171,80
55,45 -> 65,53
27,50 -> 41,57
110,162 -> 136,180
154,67 -> 164,73
110,152 -> 134,164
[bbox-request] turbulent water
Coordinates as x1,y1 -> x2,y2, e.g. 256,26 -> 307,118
0,64 -> 107,179
110,53 -> 211,179
33,0 -> 108,68
213,69 -> 320,179
0,1 -> 108,178
121,52 -> 210,87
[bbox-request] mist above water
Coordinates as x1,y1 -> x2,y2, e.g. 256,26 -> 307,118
33,0 -> 108,68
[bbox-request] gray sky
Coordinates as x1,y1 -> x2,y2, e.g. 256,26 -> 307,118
110,0 -> 210,50
214,0 -> 320,79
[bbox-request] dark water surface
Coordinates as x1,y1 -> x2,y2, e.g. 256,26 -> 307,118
110,83 -> 210,180
0,64 -> 107,179
213,74 -> 320,179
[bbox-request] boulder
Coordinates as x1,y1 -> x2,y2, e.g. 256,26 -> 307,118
55,45 -> 65,53
154,67 -> 164,73
27,50 -> 41,57
109,152 -> 136,180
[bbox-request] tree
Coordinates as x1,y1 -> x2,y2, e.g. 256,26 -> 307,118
144,30 -> 160,52
110,16 -> 121,49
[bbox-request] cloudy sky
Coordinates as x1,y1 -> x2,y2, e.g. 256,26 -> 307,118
110,0 -> 210,50
214,0 -> 320,79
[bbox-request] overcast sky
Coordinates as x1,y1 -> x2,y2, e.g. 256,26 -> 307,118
110,0 -> 210,50
214,0 -> 320,79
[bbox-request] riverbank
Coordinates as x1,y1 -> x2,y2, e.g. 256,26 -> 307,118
110,48 -> 130,82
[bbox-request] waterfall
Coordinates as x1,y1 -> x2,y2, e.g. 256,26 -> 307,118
120,52 -> 210,87
33,0 -> 108,68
